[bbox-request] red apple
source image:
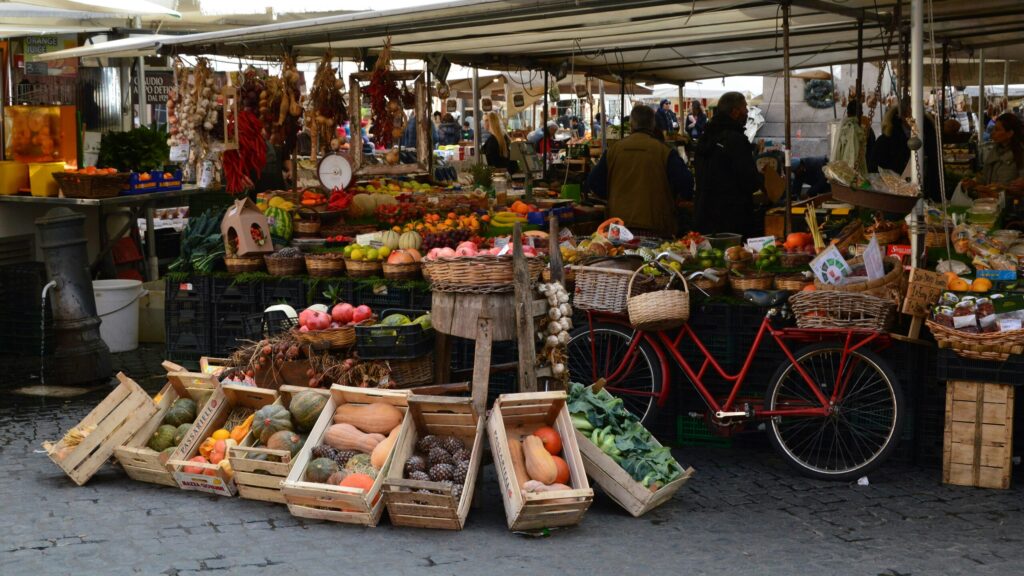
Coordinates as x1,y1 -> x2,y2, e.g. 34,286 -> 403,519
331,303 -> 354,323
352,304 -> 373,323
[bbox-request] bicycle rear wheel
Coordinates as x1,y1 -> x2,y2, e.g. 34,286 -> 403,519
764,342 -> 903,481
566,323 -> 665,425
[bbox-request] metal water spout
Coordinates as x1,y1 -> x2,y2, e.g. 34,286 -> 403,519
35,207 -> 111,386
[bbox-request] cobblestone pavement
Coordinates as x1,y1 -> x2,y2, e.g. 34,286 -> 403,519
2,348 -> 1023,575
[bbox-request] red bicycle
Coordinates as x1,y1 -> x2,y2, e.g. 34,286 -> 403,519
566,264 -> 905,481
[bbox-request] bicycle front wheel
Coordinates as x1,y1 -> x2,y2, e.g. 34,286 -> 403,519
764,343 -> 903,481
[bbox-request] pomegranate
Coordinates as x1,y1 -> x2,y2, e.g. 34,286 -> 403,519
332,302 -> 354,323
352,304 -> 373,323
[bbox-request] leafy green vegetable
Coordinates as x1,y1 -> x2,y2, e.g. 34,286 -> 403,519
97,127 -> 170,172
169,207 -> 226,273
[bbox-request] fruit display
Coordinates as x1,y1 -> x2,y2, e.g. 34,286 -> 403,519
781,232 -> 816,255
297,302 -> 374,333
400,434 -> 473,500
754,243 -> 780,271
423,240 -> 537,260
304,400 -> 404,487
343,243 -> 392,263
568,382 -> 687,491
505,425 -> 575,497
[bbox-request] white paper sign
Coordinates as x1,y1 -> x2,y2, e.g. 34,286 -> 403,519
746,235 -> 776,252
198,161 -> 215,188
170,143 -> 190,162
862,236 -> 885,281
607,223 -> 634,244
356,232 -> 382,246
494,237 -> 510,249
809,244 -> 852,285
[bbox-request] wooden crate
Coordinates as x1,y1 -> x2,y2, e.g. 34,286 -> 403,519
487,392 -> 593,532
943,381 -> 1014,490
43,373 -> 158,486
114,380 -> 211,488
574,429 -> 693,517
282,385 -> 411,526
229,385 -> 332,504
166,384 -> 278,497
165,370 -> 220,411
383,395 -> 484,530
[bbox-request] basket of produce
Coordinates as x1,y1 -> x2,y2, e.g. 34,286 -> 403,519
355,310 -> 434,360
382,260 -> 422,280
864,214 -> 903,245
294,207 -> 322,238
689,267 -> 728,295
422,250 -> 545,292
291,303 -> 376,350
305,252 -> 346,277
774,274 -> 814,291
925,320 -> 1024,361
572,258 -> 667,314
387,355 -> 435,388
729,271 -> 774,295
779,252 -> 814,268
225,255 -> 265,274
723,245 -> 754,271
789,290 -> 896,331
813,256 -> 904,303
627,267 -> 689,331
345,258 -> 383,278
265,248 -> 306,276
53,170 -> 130,199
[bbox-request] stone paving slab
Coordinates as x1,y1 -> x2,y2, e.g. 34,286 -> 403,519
3,383 -> 1024,576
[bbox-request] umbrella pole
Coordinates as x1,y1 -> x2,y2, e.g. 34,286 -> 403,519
783,0 -> 793,235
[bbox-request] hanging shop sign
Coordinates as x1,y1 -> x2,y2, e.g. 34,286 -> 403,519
24,36 -> 78,78
145,71 -> 175,104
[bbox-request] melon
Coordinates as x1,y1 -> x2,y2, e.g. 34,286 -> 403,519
398,231 -> 422,250
380,230 -> 400,250
350,193 -> 376,217
373,194 -> 397,207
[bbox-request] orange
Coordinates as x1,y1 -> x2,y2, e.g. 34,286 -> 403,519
949,278 -> 970,291
801,284 -> 817,291
943,271 -> 958,285
971,277 -> 992,292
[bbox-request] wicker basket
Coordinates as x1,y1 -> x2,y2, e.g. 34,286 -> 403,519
813,256 -> 904,303
421,256 -> 545,289
305,253 -> 346,277
345,259 -> 383,278
388,355 -> 434,388
925,227 -> 950,248
225,256 -> 265,274
542,266 -> 576,284
294,207 -> 321,238
864,226 -> 903,245
291,325 -> 358,349
626,268 -> 690,331
690,268 -> 728,295
925,320 -> 1024,361
572,264 -> 668,314
264,254 -> 306,276
729,272 -> 774,295
382,260 -> 422,280
789,291 -> 896,331
779,252 -> 813,269
775,274 -> 813,291
53,172 -> 130,199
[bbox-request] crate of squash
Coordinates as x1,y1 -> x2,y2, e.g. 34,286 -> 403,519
228,386 -> 331,504
282,385 -> 411,526
382,395 -> 484,530
166,384 -> 278,497
487,391 -> 593,532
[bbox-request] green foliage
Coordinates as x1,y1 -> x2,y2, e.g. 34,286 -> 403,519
97,127 -> 170,172
469,163 -> 493,189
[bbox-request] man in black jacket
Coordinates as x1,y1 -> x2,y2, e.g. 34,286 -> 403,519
693,92 -> 763,237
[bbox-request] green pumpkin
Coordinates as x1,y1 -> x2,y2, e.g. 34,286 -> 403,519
251,405 -> 293,445
267,430 -> 305,458
162,398 -> 197,427
305,457 -> 339,483
172,423 -> 192,446
148,424 -> 178,452
289,391 -> 328,433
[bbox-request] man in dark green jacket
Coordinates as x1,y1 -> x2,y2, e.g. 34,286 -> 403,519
588,104 -> 693,238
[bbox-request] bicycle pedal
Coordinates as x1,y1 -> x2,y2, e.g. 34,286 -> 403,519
714,411 -> 747,419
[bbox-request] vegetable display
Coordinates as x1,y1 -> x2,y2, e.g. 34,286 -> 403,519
222,110 -> 267,194
308,52 -> 348,156
568,382 -> 686,490
168,207 -> 226,273
365,38 -> 402,149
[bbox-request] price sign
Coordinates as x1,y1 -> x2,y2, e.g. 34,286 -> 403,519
901,268 -> 947,317
809,245 -> 851,285
863,236 -> 885,281
745,235 -> 776,253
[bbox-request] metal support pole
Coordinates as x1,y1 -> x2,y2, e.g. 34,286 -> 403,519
677,83 -> 684,136
910,0 -> 924,269
599,79 -> 606,153
619,75 -> 626,132
783,1 -> 793,235
856,15 -> 864,105
1004,60 -> 1010,100
940,43 -> 949,120
472,67 -> 481,165
135,16 -> 148,128
977,49 -> 985,142
543,70 -> 549,178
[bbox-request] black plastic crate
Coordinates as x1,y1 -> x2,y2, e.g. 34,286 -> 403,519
356,308 -> 433,360
166,329 -> 210,358
212,277 -> 262,306
936,348 -> 1024,386
166,275 -> 210,304
264,278 -> 308,308
410,288 -> 432,311
166,299 -> 209,325
212,302 -> 263,356
243,311 -> 298,341
679,302 -> 776,373
351,281 -> 412,310
165,349 -> 203,371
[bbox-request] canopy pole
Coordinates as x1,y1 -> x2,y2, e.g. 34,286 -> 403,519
599,79 -> 606,153
830,65 -> 837,119
619,73 -> 626,135
783,0 -> 793,235
910,0 -> 924,269
940,43 -> 949,120
1004,60 -> 1010,100
472,67 -> 481,165
856,14 -> 864,105
677,83 -> 684,137
543,70 -> 549,179
135,16 -> 148,128
977,49 -> 985,142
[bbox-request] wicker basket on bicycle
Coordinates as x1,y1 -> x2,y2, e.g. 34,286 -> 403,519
627,267 -> 690,331
572,263 -> 668,314
689,267 -> 728,295
924,320 -> 1024,361
812,256 -> 905,303
789,291 -> 896,331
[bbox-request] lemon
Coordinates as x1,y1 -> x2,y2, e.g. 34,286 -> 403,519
343,244 -> 354,255
378,246 -> 392,260
365,248 -> 379,261
350,248 -> 365,261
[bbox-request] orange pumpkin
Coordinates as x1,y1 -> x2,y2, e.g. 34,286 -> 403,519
532,426 -> 562,455
551,455 -> 570,484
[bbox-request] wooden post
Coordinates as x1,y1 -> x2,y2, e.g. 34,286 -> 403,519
782,0 -> 793,235
547,216 -> 564,285
512,222 -> 538,392
434,332 -> 451,385
470,317 -> 493,414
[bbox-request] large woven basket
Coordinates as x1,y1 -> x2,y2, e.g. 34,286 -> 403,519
729,272 -> 774,295
925,320 -> 1024,361
627,267 -> 689,331
775,274 -> 813,291
779,252 -> 813,269
388,355 -> 434,388
572,264 -> 667,314
345,259 -> 383,278
690,268 -> 728,295
225,255 -> 265,273
864,226 -> 902,245
304,253 -> 346,277
294,207 -> 322,238
382,260 -> 422,280
813,256 -> 904,303
789,291 -> 895,331
291,325 -> 358,349
925,226 -> 950,248
264,254 -> 306,276
422,255 -> 545,291
53,172 -> 130,199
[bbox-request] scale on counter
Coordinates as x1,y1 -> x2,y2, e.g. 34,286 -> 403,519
317,154 -> 353,191
509,141 -> 545,180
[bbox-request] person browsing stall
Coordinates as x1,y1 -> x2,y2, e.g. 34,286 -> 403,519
965,112 -> 1024,190
481,111 -> 512,170
527,121 -> 558,154
437,113 -> 462,146
587,104 -> 693,238
655,99 -> 679,135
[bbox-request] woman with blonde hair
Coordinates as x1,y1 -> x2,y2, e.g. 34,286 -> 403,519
482,111 -> 511,169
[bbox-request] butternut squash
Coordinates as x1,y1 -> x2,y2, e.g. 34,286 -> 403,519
371,425 -> 401,469
523,434 -> 558,484
324,423 -> 386,453
333,402 -> 403,434
506,433 -> 529,488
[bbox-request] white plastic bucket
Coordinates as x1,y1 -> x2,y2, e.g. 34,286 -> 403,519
93,279 -> 148,353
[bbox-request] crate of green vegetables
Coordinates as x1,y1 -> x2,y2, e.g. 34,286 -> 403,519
567,381 -> 693,517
